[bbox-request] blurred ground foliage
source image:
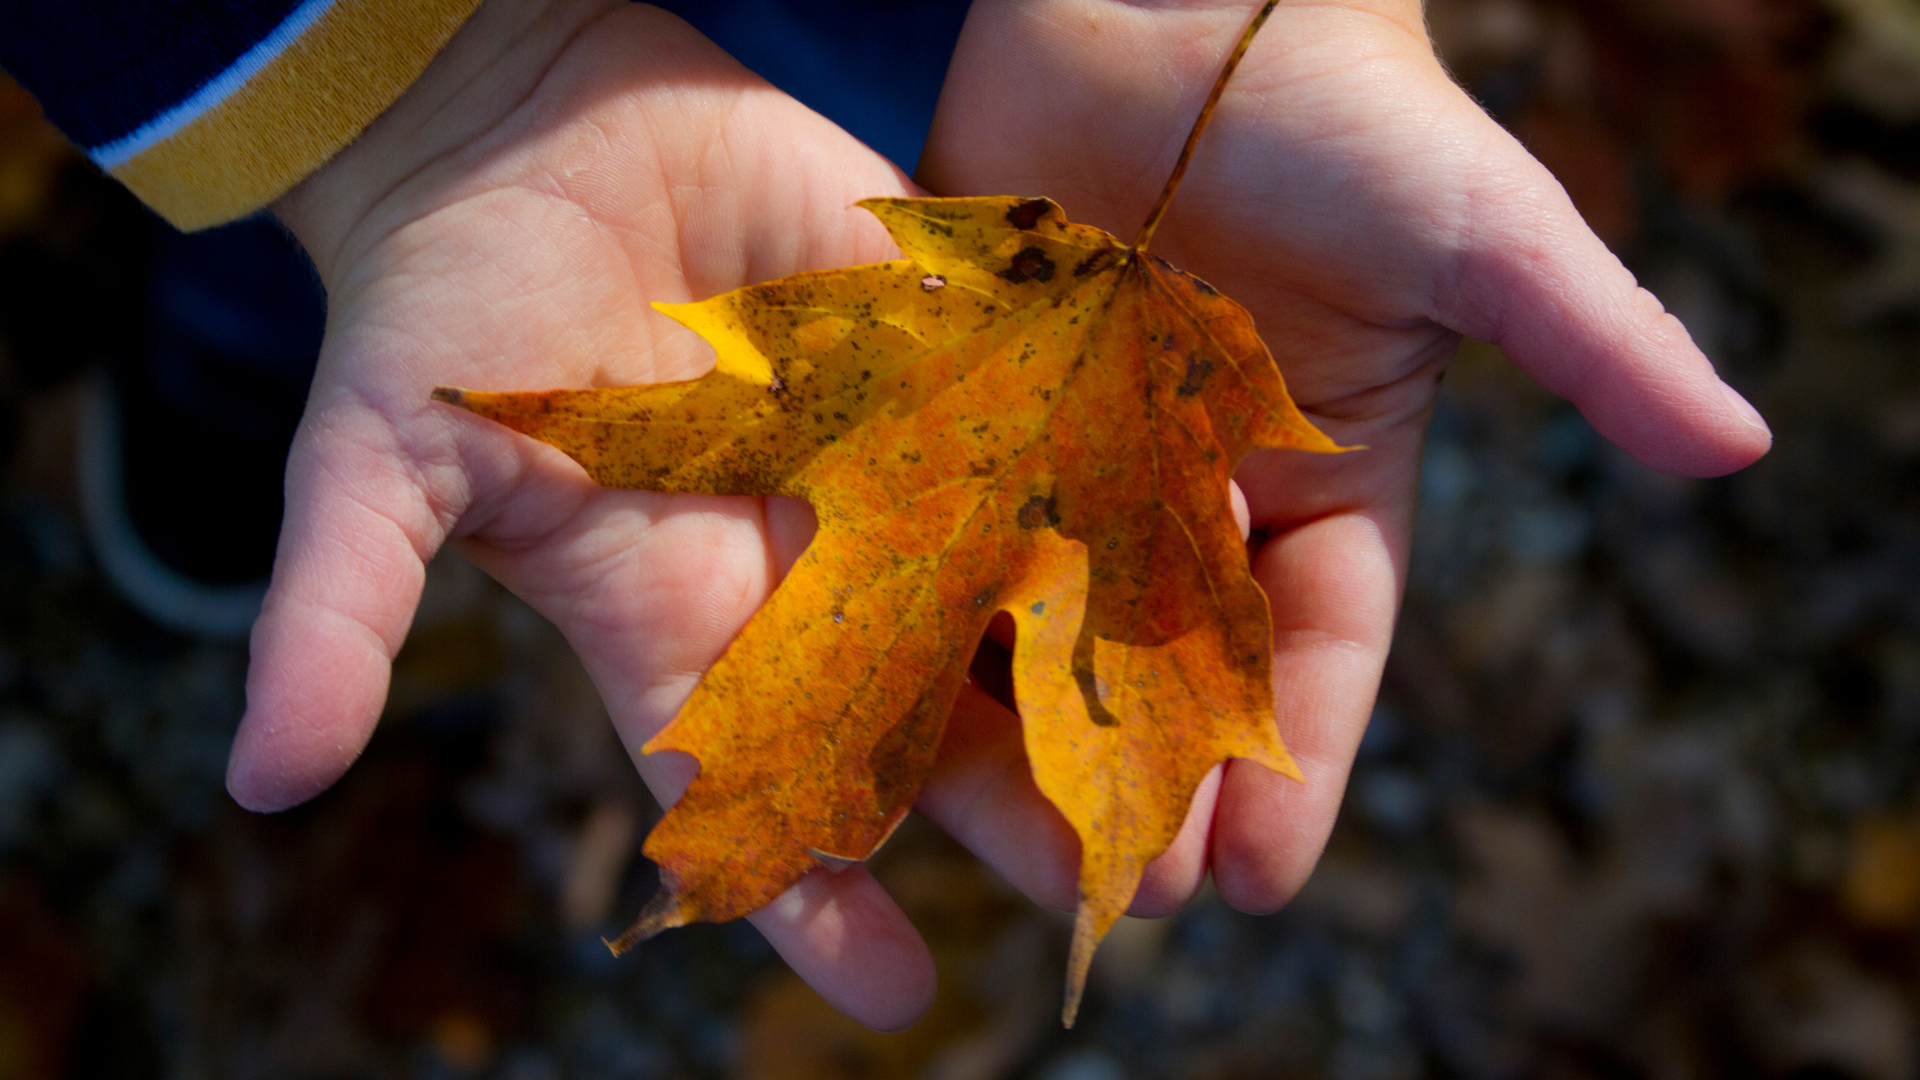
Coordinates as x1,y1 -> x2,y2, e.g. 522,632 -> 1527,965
4,0 -> 1920,1077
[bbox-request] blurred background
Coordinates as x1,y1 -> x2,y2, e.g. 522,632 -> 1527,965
4,0 -> 1920,1077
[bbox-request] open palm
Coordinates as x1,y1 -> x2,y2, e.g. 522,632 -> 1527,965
914,0 -> 1770,928
240,0 -> 962,1029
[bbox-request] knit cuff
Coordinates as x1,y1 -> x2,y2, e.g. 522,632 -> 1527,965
93,0 -> 483,231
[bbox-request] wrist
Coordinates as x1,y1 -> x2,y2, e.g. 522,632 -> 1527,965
273,0 -> 620,287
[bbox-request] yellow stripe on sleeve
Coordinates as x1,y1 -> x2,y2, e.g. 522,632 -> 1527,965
108,0 -> 483,230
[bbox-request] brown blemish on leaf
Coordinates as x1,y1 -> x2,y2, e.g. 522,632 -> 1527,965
1017,494 -> 1062,530
1073,250 -> 1117,277
999,246 -> 1056,284
1176,357 -> 1215,398
1006,198 -> 1052,230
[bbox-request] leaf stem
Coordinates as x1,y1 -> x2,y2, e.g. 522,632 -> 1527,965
1131,0 -> 1282,252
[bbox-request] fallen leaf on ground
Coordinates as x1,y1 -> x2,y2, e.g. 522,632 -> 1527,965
435,0 -> 1342,1024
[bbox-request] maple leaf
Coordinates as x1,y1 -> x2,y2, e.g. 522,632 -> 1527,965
433,0 -> 1344,1024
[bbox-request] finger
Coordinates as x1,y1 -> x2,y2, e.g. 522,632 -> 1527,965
463,481 -> 937,1028
227,409 -> 443,811
1230,477 -> 1250,541
1210,508 -> 1401,913
748,866 -> 936,1031
917,682 -> 1079,909
1131,763 -> 1219,917
918,683 -> 1218,917
1431,110 -> 1771,478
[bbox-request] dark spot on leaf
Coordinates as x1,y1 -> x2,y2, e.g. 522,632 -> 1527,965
973,586 -> 998,608
1073,250 -> 1116,277
1176,357 -> 1215,398
1017,495 -> 1061,530
1005,199 -> 1050,230
1030,601 -> 1046,615
1000,247 -> 1056,284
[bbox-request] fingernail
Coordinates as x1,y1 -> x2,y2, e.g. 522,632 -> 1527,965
1720,381 -> 1770,437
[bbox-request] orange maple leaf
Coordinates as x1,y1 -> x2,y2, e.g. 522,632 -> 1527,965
434,0 -> 1344,1024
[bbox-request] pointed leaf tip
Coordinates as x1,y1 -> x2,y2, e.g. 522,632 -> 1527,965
603,888 -> 684,957
430,386 -> 466,406
1062,904 -> 1099,1028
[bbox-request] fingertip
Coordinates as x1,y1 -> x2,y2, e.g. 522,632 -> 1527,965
1713,380 -> 1772,464
225,736 -> 305,813
1206,513 -> 1398,916
1127,764 -> 1221,918
750,867 -> 936,1031
1209,759 -> 1313,915
1605,368 -> 1772,478
917,683 -> 1080,911
228,599 -> 396,811
1438,133 -> 1773,480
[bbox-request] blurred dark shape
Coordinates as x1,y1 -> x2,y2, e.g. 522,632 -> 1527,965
0,876 -> 88,1080
72,211 -> 324,638
113,214 -> 323,587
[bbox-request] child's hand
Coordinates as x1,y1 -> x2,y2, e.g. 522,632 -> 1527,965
913,0 -> 1770,923
243,0 -> 944,1029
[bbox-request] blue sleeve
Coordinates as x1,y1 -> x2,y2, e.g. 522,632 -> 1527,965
0,0 -> 308,155
0,0 -> 483,229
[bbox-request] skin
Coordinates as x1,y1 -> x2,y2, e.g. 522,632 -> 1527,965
245,0 -> 1769,1032
918,0 -> 1769,933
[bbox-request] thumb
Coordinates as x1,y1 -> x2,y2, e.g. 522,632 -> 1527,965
227,408 -> 443,811
1430,112 -> 1771,478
